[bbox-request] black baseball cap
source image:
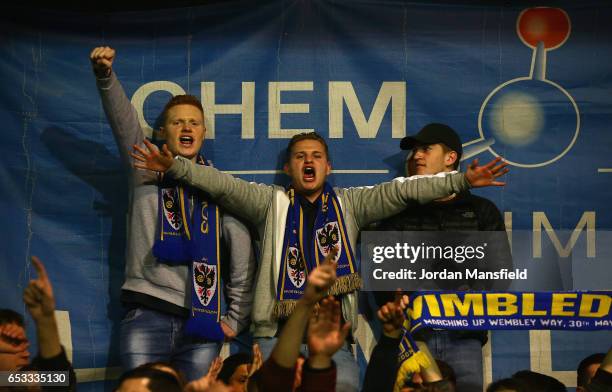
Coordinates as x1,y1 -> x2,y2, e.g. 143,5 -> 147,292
400,123 -> 463,159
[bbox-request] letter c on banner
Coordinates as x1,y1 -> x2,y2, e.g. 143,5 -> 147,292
131,81 -> 187,138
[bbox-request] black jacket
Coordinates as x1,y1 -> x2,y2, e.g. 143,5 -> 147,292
376,190 -> 505,232
372,190 -> 510,345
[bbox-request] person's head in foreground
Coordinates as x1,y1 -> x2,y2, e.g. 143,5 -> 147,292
576,352 -> 605,392
486,378 -> 526,392
115,363 -> 183,392
400,359 -> 457,392
217,352 -> 253,392
511,370 -> 566,392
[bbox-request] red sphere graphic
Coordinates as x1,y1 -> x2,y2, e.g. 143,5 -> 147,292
517,7 -> 570,50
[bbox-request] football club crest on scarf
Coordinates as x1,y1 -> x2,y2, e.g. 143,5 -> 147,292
274,183 -> 361,318
162,188 -> 183,231
153,156 -> 224,341
193,261 -> 217,307
286,246 -> 306,288
316,221 -> 342,259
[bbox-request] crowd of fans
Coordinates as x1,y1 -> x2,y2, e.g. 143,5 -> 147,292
1,254 -> 610,391
1,44 -> 610,392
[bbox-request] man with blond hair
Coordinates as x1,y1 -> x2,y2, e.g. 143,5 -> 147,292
90,46 -> 256,381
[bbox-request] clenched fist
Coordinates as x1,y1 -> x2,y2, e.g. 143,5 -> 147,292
90,46 -> 115,78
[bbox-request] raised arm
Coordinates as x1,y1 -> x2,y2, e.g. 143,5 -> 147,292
23,257 -> 77,389
362,291 -> 409,392
345,157 -> 509,228
132,140 -> 273,225
23,257 -> 61,360
271,249 -> 338,369
90,46 -> 145,167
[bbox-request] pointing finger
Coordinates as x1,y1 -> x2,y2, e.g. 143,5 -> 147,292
31,256 -> 48,282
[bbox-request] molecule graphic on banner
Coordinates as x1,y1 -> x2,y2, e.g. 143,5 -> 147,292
464,7 -> 580,168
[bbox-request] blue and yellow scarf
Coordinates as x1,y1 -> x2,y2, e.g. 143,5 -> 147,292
274,183 -> 361,318
153,157 -> 224,341
394,291 -> 612,390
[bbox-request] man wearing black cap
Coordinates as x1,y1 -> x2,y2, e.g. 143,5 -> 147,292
376,123 -> 509,392
400,123 -> 464,178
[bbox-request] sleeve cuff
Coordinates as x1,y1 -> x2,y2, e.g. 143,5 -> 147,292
303,359 -> 336,373
461,173 -> 472,189
301,359 -> 337,391
95,71 -> 115,89
257,357 -> 297,388
31,346 -> 71,371
166,156 -> 185,178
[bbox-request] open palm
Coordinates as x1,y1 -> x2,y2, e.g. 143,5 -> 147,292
307,297 -> 350,357
465,157 -> 509,188
131,139 -> 175,173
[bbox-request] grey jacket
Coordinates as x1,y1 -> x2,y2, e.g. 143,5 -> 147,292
95,72 -> 256,333
167,157 -> 471,337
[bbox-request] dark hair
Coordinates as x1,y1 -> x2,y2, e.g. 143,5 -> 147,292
116,365 -> 182,392
218,352 -> 253,384
141,362 -> 186,387
414,384 -> 455,392
0,309 -> 24,327
161,95 -> 204,124
577,353 -> 605,387
285,132 -> 330,162
512,370 -> 566,392
487,378 -> 526,392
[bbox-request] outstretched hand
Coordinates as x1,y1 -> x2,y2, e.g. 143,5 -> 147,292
184,357 -> 224,392
465,157 -> 509,188
206,356 -> 223,381
90,46 -> 115,78
307,296 -> 351,368
131,139 -> 175,173
248,343 -> 263,377
23,256 -> 56,322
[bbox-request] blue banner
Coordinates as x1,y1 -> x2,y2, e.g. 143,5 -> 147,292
409,292 -> 612,332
